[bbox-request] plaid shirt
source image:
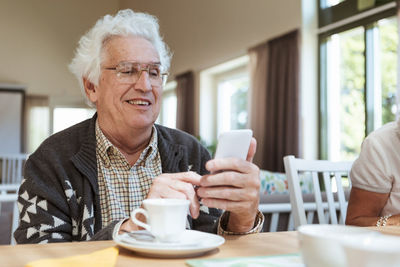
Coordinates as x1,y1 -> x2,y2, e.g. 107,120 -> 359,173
95,122 -> 161,228
95,121 -> 263,235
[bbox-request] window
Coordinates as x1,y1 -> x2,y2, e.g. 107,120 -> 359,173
378,17 -> 398,126
319,0 -> 397,160
157,81 -> 177,128
199,56 -> 249,145
24,95 -> 50,153
216,74 -> 249,135
27,106 -> 50,153
53,107 -> 95,134
324,26 -> 366,161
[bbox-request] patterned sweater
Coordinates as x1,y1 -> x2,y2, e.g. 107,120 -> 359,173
14,114 -> 221,243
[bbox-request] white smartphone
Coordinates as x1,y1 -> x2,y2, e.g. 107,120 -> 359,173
214,129 -> 253,160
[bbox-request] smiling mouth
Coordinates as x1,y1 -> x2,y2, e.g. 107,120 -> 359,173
126,100 -> 151,106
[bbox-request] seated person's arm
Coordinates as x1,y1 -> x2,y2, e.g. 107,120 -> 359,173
346,128 -> 399,227
15,144 -> 118,243
14,153 -> 73,244
345,187 -> 398,226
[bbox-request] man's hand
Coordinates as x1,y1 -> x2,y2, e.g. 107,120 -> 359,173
197,138 -> 260,232
119,171 -> 201,234
146,171 -> 202,218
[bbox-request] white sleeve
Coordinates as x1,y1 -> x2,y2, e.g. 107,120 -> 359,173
350,135 -> 393,194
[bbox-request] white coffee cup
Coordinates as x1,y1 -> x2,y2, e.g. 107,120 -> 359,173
130,198 -> 190,243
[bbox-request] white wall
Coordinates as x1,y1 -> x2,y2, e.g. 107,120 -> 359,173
121,0 -> 302,77
0,0 -> 119,105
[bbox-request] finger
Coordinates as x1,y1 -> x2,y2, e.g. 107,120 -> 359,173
155,186 -> 187,199
200,198 -> 251,212
246,138 -> 257,162
200,171 -> 248,188
148,180 -> 200,218
162,171 -> 202,186
167,180 -> 200,218
197,186 -> 245,201
205,157 -> 256,175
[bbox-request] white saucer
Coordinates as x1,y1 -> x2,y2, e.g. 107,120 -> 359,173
114,229 -> 225,258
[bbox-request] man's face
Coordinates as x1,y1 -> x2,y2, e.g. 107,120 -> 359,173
86,35 -> 163,132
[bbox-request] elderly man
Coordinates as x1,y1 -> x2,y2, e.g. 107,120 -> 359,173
14,9 -> 263,244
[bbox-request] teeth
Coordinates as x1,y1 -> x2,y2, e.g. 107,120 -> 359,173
127,100 -> 150,106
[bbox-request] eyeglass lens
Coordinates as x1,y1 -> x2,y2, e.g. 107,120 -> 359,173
116,62 -> 166,86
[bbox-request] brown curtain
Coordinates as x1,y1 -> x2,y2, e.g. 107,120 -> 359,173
249,30 -> 300,172
24,95 -> 49,153
175,71 -> 195,135
249,41 -> 269,170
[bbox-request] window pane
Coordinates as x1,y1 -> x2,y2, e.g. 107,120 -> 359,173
217,76 -> 248,135
378,17 -> 398,126
327,27 -> 365,161
53,108 -> 95,134
158,81 -> 177,128
161,93 -> 177,128
27,106 -> 49,153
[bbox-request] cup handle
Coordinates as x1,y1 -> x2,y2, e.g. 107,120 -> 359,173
130,208 -> 151,231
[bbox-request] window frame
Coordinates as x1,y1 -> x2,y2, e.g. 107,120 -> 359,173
319,0 -> 395,28
318,0 -> 397,159
213,65 -> 249,137
199,56 -> 249,145
52,106 -> 96,134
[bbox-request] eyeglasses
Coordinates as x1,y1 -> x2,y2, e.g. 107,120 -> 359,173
103,61 -> 169,86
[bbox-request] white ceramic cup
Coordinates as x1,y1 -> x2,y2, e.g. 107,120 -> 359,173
298,224 -> 379,267
343,234 -> 400,267
130,198 -> 190,243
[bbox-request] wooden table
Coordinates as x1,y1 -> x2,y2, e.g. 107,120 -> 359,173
0,231 -> 299,266
2,226 -> 399,266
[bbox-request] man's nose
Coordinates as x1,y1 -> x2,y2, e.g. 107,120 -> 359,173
134,70 -> 152,92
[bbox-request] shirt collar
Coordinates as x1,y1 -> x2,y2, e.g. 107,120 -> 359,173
95,120 -> 158,168
139,125 -> 158,167
95,120 -> 114,167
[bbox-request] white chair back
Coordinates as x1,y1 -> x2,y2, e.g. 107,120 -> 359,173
0,154 -> 29,185
258,203 -> 294,232
283,155 -> 353,229
0,154 -> 27,245
0,184 -> 19,245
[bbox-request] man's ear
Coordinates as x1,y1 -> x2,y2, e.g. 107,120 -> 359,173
83,78 -> 98,103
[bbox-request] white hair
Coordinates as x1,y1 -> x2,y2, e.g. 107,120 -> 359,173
69,9 -> 172,106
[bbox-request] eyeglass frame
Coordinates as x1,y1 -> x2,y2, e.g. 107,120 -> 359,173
102,61 -> 169,86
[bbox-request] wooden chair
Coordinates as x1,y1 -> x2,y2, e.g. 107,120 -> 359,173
283,155 -> 353,229
0,154 -> 29,185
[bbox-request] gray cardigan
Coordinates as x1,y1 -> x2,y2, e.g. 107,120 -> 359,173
14,114 -> 221,243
